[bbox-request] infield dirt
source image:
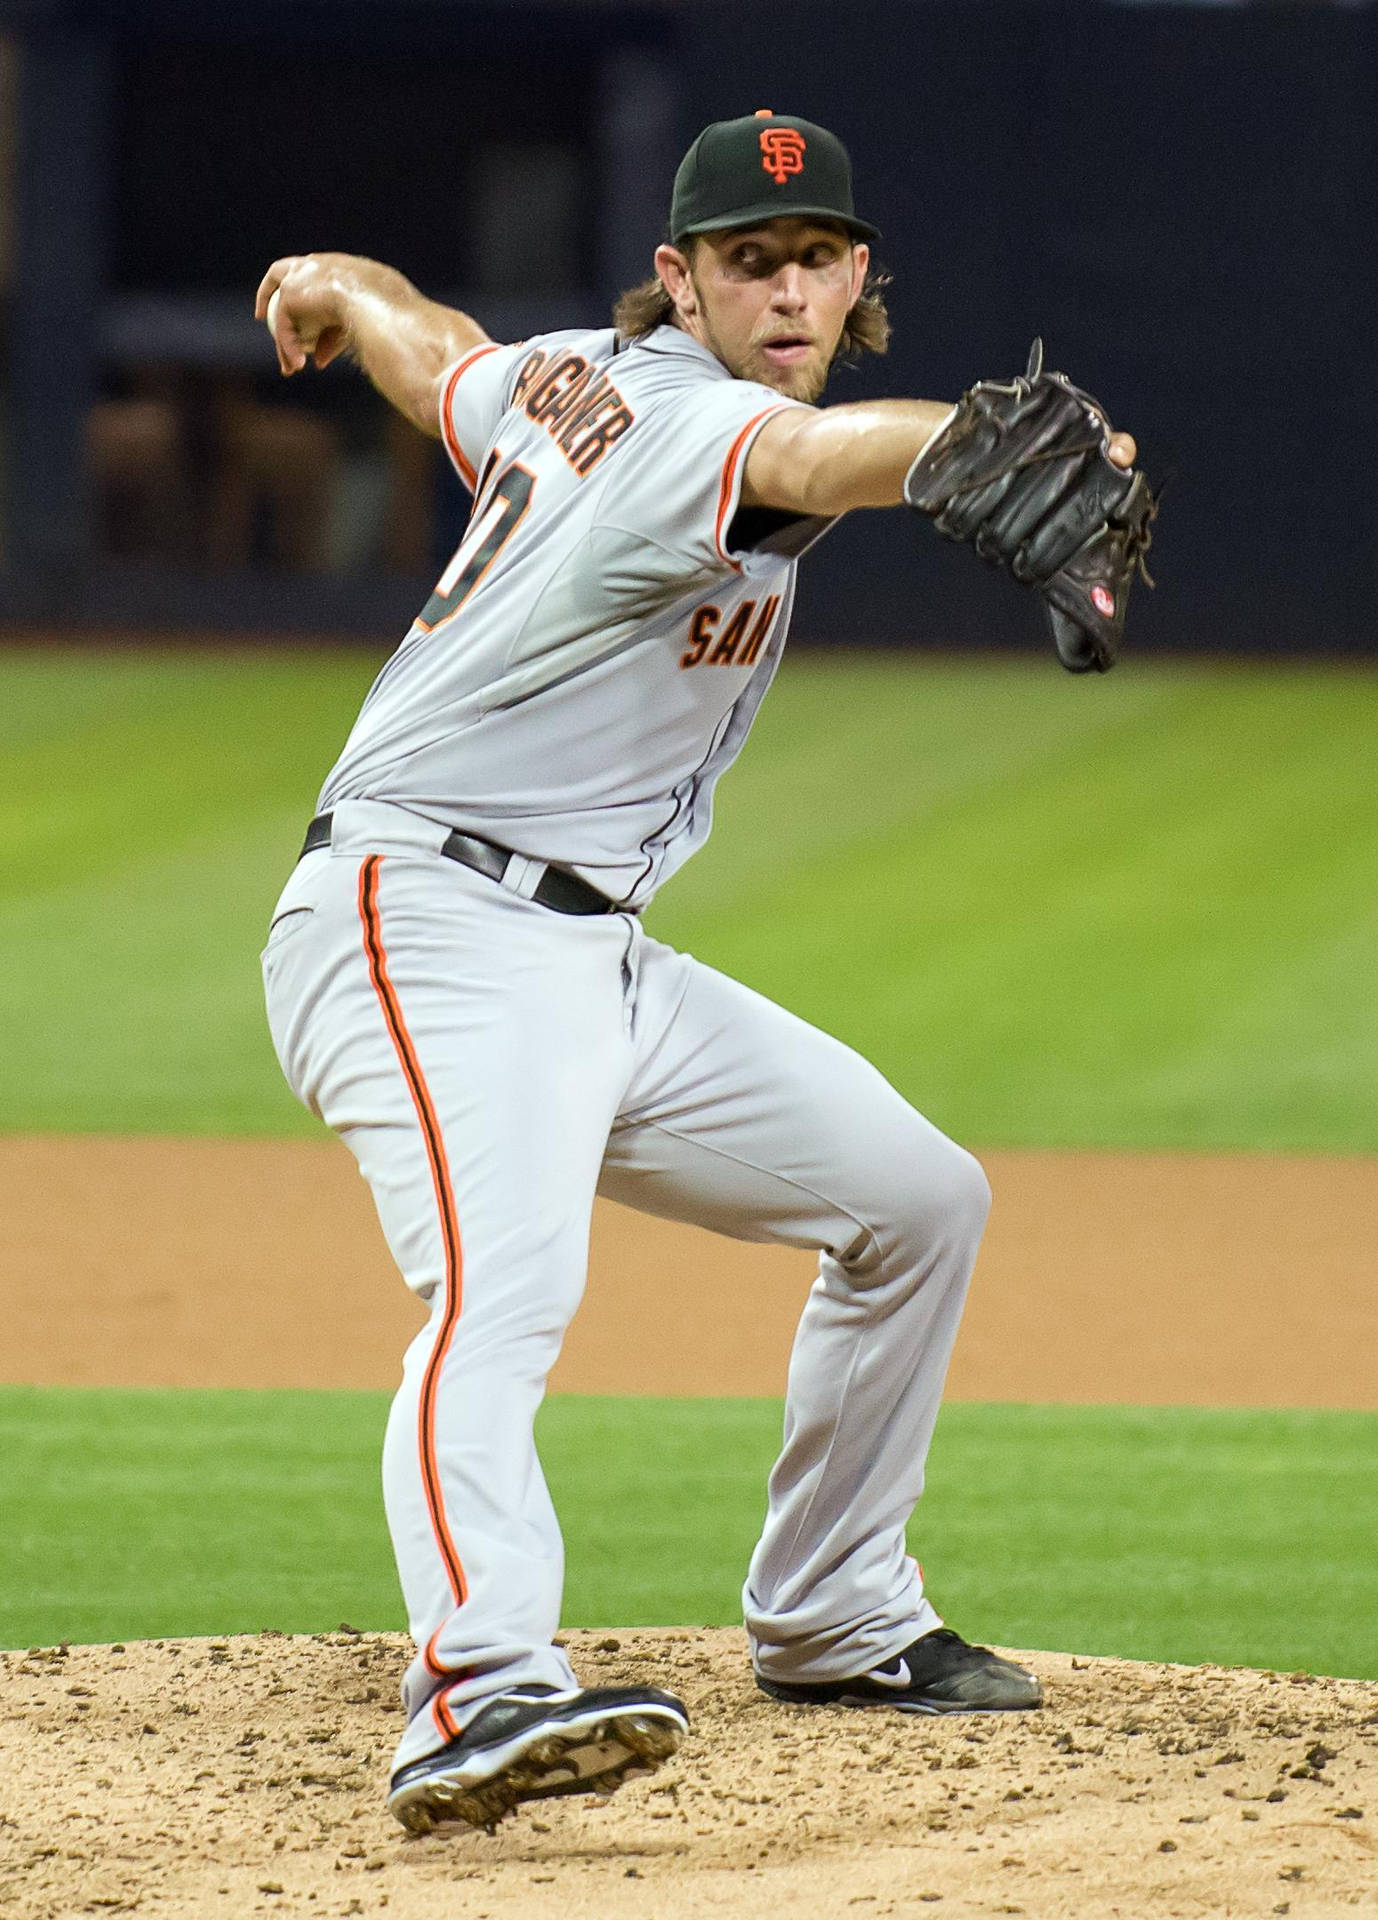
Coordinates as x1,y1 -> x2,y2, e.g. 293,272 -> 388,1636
2,1134 -> 1376,1406
3,1627 -> 1375,1920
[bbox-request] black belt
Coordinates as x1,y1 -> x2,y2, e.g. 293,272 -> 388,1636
300,813 -> 624,916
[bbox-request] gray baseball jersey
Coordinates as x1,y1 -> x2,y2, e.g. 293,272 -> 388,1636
317,325 -> 832,907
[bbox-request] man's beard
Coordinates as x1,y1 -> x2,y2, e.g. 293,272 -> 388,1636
693,288 -> 834,403
749,350 -> 830,404
725,339 -> 830,403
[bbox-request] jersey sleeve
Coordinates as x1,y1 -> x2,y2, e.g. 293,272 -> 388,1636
597,382 -> 805,576
436,340 -> 527,492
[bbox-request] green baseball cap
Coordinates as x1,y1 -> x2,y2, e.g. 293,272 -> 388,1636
669,110 -> 880,246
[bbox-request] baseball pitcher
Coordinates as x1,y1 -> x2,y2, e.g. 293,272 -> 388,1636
257,110 -> 1152,1834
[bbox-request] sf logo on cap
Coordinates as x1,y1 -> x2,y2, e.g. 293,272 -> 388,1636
760,127 -> 807,185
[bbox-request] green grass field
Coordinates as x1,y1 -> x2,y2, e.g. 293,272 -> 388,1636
2,1387 -> 1371,1679
4,643 -> 1375,1668
3,645 -> 1377,1147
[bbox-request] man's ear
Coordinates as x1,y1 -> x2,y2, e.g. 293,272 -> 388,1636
655,243 -> 697,319
850,242 -> 870,307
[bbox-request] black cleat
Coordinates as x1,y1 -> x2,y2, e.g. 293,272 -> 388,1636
387,1683 -> 688,1833
756,1627 -> 1043,1716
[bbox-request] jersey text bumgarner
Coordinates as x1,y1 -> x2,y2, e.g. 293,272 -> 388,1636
510,349 -> 635,475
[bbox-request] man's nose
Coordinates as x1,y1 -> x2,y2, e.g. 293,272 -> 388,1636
770,264 -> 807,308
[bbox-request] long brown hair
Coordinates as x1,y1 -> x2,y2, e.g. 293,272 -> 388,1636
613,252 -> 892,364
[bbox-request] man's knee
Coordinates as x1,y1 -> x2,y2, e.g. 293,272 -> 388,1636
944,1140 -> 992,1231
873,1130 -> 991,1270
911,1135 -> 990,1244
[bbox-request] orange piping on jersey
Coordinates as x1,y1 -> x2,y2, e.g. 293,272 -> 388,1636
358,857 -> 469,1627
440,342 -> 503,491
714,404 -> 793,569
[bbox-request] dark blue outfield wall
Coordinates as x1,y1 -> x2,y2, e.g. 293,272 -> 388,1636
677,3 -> 1378,658
2,0 -> 1373,657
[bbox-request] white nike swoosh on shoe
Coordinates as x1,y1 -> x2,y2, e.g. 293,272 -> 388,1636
865,1660 -> 914,1690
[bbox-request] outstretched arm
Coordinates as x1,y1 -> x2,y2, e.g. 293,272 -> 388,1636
743,397 -> 1136,519
254,253 -> 490,437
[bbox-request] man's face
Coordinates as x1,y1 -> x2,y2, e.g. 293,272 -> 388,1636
655,218 -> 869,403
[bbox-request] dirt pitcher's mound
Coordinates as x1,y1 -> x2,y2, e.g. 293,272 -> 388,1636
2,1631 -> 1374,1920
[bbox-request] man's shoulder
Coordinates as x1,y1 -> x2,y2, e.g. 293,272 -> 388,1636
518,325 -> 618,361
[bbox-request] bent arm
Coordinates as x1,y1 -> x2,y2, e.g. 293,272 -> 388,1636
255,253 -> 490,437
741,400 -> 956,518
743,396 -> 1138,519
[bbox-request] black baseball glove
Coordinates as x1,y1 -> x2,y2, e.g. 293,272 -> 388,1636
903,340 -> 1157,673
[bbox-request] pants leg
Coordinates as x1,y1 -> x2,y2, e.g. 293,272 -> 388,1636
263,803 -> 637,1768
599,928 -> 990,1683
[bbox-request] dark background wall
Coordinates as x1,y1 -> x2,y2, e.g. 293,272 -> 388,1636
0,0 -> 1373,655
679,2 -> 1377,656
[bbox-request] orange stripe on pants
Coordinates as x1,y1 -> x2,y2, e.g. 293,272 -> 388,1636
357,856 -> 469,1620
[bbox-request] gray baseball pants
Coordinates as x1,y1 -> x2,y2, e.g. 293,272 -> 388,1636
263,799 -> 989,1772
